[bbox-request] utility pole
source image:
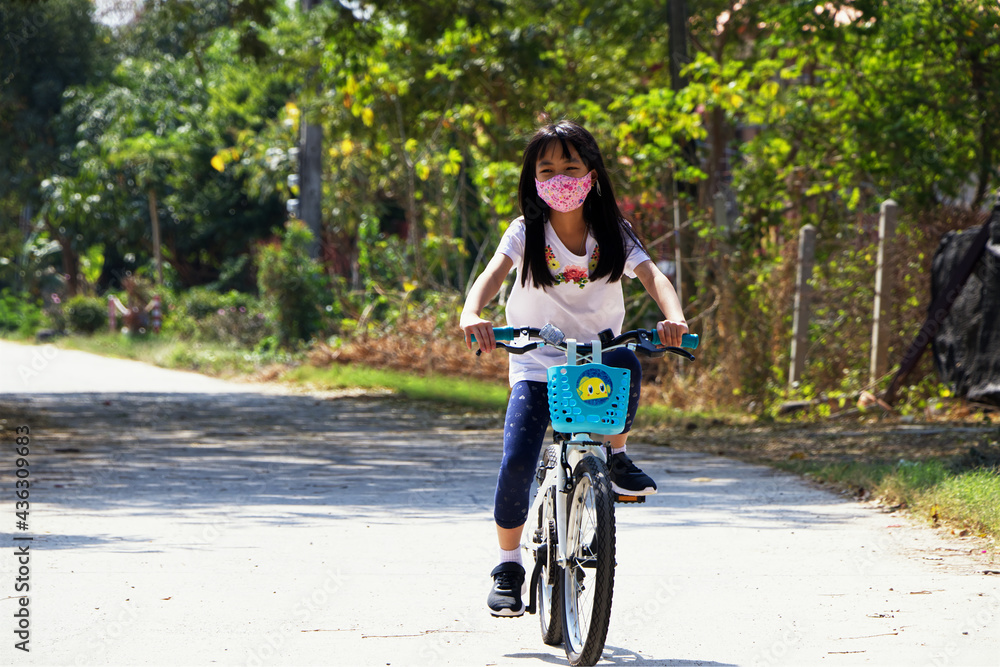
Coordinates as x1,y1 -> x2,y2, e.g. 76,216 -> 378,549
668,0 -> 696,305
668,0 -> 690,112
789,225 -> 817,388
299,0 -> 323,259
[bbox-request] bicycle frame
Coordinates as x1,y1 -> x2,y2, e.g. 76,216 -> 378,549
529,434 -> 605,569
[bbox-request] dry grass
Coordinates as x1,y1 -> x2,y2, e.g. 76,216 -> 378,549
307,316 -> 740,418
646,414 -> 999,466
310,317 -> 509,383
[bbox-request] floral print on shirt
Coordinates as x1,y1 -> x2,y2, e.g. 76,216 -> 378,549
547,244 -> 601,289
588,245 -> 600,273
545,245 -> 559,271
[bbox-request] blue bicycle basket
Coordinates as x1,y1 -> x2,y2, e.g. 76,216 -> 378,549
547,363 -> 631,435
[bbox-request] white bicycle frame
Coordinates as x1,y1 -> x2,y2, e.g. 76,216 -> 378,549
525,437 -> 607,568
521,336 -> 622,568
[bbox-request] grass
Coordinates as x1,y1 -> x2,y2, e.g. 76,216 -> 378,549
53,332 -> 297,377
284,361 -> 729,423
282,362 -> 510,411
633,402 -> 714,430
779,457 -> 1000,544
55,331 -> 178,363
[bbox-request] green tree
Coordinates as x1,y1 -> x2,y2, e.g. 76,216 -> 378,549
0,0 -> 107,292
243,0 -> 684,296
675,0 -> 1000,242
44,19 -> 291,293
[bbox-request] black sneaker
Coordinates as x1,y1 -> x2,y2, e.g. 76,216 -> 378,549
488,562 -> 526,617
608,451 -> 657,495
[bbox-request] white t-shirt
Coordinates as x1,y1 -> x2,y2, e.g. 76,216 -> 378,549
495,216 -> 650,386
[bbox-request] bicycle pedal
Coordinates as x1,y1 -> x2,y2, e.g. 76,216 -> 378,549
614,493 -> 646,504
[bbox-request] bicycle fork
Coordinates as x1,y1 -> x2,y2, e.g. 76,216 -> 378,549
523,438 -> 607,614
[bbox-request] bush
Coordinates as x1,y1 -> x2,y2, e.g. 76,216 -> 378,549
256,220 -> 328,345
65,295 -> 107,334
0,289 -> 45,336
197,305 -> 275,347
166,287 -> 267,342
177,287 -> 258,320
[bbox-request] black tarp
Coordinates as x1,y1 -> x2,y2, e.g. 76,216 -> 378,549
931,209 -> 1000,405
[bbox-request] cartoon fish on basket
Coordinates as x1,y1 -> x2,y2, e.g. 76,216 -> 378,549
577,376 -> 610,401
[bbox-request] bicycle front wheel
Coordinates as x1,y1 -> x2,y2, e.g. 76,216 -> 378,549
562,455 -> 615,666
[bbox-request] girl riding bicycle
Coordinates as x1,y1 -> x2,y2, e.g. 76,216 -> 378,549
460,119 -> 689,617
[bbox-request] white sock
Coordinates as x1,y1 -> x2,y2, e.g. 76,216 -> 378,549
499,547 -> 522,566
610,445 -> 626,456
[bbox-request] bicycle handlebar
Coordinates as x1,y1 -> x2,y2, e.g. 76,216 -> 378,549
471,326 -> 698,360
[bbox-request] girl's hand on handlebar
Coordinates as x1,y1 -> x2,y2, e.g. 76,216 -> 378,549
461,313 -> 495,353
655,319 -> 689,349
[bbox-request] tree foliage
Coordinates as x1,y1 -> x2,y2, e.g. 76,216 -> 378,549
3,0 -> 999,399
31,8 -> 291,293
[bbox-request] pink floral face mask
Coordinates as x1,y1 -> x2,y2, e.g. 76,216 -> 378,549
535,173 -> 593,212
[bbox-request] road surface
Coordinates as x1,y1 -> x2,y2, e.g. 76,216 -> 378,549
0,340 -> 997,666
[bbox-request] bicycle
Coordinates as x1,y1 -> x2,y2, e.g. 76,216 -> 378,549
474,324 -> 698,665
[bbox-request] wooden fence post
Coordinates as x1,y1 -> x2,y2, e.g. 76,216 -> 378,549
870,200 -> 898,385
789,225 -> 816,388
108,295 -> 116,333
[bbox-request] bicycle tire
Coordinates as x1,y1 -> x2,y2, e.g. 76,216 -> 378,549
538,487 -> 562,645
536,443 -> 559,485
537,452 -> 563,646
562,455 -> 615,666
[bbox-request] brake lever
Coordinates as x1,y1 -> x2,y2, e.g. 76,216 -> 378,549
633,333 -> 665,358
476,342 -> 540,356
664,346 -> 696,361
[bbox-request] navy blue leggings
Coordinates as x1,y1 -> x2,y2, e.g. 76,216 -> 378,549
494,348 -> 642,529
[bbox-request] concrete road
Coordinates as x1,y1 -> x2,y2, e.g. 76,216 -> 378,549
0,340 -> 998,666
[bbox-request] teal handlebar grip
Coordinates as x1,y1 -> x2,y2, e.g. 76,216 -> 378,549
652,331 -> 699,349
471,326 -> 516,344
493,326 -> 516,342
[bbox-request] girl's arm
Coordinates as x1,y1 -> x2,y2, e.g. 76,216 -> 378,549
460,252 -> 514,353
634,259 -> 689,348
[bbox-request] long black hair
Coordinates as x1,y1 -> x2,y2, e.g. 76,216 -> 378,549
516,120 -> 645,289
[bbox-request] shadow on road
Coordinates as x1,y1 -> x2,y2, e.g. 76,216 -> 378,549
4,391 -> 498,515
3,391 -> 857,533
507,646 -> 739,666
